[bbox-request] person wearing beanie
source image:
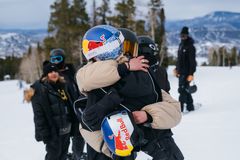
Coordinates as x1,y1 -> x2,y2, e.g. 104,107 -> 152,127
49,48 -> 86,160
43,63 -> 58,77
30,60 -> 78,160
174,26 -> 197,112
180,26 -> 189,35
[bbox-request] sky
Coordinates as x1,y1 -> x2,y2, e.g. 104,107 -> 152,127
0,0 -> 239,29
1,66 -> 240,159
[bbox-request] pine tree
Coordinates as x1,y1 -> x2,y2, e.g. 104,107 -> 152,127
0,57 -> 22,80
109,0 -> 136,30
96,0 -> 111,25
135,20 -> 146,35
212,50 -> 218,66
45,0 -> 90,66
148,0 -> 168,68
148,0 -> 161,41
47,0 -> 72,61
230,47 -> 238,66
70,0 -> 90,65
157,8 -> 168,68
92,0 -> 97,26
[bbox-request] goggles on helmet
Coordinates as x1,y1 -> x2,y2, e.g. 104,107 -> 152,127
122,40 -> 138,57
50,55 -> 64,64
118,28 -> 139,57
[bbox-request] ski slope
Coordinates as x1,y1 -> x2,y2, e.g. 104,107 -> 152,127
0,66 -> 239,160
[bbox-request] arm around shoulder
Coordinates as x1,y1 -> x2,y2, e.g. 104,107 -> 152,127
141,90 -> 182,129
76,60 -> 121,93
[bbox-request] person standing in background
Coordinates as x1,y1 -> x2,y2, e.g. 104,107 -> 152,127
174,26 -> 197,112
31,63 -> 73,160
50,49 -> 85,160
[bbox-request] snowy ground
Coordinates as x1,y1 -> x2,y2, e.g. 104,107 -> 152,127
0,66 -> 239,160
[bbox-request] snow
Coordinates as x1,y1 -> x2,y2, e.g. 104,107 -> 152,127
0,66 -> 240,160
0,33 -> 18,40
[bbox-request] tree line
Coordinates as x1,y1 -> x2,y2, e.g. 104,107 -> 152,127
1,0 -> 167,82
1,0 -> 239,82
208,46 -> 240,67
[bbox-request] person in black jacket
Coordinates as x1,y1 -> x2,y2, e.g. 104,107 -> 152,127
50,48 -> 85,160
174,26 -> 197,112
80,25 -> 183,160
137,35 -> 170,93
31,63 -> 74,160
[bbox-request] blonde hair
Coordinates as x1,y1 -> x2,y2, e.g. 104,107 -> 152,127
41,75 -> 65,83
23,88 -> 35,103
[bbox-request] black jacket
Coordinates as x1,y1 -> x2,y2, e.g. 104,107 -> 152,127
82,70 -> 172,144
150,62 -> 170,93
176,37 -> 196,75
31,80 -> 73,143
58,63 -> 82,134
59,63 -> 80,101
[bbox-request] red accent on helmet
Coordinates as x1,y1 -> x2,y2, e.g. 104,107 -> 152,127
88,41 -> 104,51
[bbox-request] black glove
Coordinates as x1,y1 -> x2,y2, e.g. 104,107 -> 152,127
82,88 -> 123,131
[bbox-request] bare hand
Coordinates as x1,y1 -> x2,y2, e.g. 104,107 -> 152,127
132,111 -> 148,124
128,56 -> 149,72
187,75 -> 194,82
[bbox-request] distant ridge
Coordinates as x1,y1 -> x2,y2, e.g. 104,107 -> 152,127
0,29 -> 47,58
0,11 -> 240,58
166,11 -> 240,57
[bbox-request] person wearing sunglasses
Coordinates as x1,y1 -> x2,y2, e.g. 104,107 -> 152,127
50,49 -> 86,160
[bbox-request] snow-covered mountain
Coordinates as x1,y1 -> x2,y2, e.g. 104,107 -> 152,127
1,11 -> 239,60
166,11 -> 240,58
0,29 -> 47,58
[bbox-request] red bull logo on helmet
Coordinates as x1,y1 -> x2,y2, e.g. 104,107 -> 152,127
82,25 -> 124,60
117,118 -> 130,140
101,111 -> 134,157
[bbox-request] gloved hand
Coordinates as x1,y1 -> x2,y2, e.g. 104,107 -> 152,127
187,75 -> 194,82
82,88 -> 123,131
173,68 -> 179,77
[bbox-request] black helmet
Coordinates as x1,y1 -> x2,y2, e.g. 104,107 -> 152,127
137,36 -> 159,56
118,28 -> 138,57
137,36 -> 159,65
50,48 -> 65,64
50,48 -> 66,69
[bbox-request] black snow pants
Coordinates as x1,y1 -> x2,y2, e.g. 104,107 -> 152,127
45,134 -> 70,160
178,75 -> 194,111
142,136 -> 184,160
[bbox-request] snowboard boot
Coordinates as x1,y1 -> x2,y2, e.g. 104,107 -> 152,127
187,104 -> 194,112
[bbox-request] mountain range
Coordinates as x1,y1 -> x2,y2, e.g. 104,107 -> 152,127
0,29 -> 46,58
0,11 -> 239,58
166,11 -> 240,57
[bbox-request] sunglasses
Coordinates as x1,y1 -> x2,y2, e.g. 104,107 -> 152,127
50,55 -> 63,63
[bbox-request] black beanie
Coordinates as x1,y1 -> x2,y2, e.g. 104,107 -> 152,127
43,63 -> 58,76
181,26 -> 189,35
